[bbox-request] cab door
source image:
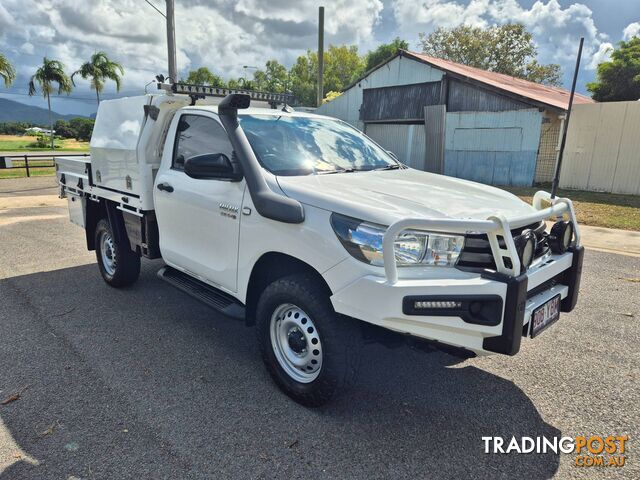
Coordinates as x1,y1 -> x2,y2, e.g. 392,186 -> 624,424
154,111 -> 246,293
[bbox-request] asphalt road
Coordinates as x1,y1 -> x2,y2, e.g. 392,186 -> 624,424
0,196 -> 638,479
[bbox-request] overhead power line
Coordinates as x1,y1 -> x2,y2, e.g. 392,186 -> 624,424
144,0 -> 166,18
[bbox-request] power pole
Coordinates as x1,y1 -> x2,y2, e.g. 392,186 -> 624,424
166,0 -> 178,83
317,6 -> 324,107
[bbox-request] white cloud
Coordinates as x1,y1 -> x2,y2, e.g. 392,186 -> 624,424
20,42 -> 35,55
0,3 -> 15,30
0,0 -> 383,96
588,42 -> 613,70
392,0 -> 611,84
623,22 -> 640,40
393,0 -> 490,30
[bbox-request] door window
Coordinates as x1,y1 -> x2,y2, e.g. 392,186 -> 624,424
172,115 -> 234,171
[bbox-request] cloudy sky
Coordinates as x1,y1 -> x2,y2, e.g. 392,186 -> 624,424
0,0 -> 638,116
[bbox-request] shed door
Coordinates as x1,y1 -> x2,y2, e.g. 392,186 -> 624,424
365,124 -> 426,170
444,109 -> 542,186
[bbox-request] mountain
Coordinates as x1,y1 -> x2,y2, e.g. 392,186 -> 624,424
0,98 -> 88,124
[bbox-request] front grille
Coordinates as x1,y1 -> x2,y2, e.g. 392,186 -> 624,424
457,221 -> 550,271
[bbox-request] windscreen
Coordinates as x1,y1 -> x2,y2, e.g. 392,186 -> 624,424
238,114 -> 399,176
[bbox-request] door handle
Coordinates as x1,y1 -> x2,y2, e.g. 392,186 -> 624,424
157,183 -> 174,193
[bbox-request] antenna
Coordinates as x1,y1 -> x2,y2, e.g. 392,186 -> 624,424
551,37 -> 584,199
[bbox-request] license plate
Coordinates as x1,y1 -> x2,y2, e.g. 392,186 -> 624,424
530,294 -> 561,338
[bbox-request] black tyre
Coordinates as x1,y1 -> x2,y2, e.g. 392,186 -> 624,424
256,273 -> 362,407
94,218 -> 141,287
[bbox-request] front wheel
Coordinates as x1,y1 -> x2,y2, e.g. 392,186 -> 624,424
95,218 -> 140,287
256,273 -> 362,407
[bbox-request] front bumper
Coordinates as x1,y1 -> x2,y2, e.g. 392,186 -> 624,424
329,245 -> 584,356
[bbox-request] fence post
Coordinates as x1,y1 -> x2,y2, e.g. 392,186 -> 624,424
24,154 -> 30,177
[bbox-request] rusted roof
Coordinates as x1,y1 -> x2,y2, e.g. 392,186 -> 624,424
401,50 -> 594,111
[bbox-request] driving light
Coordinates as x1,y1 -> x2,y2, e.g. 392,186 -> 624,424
413,300 -> 462,309
549,220 -> 574,253
330,213 -> 464,267
515,229 -> 537,272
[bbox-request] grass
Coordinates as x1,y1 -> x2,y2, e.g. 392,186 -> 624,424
505,185 -> 640,231
0,134 -> 89,152
0,167 -> 57,179
0,134 -> 89,179
0,158 -> 59,179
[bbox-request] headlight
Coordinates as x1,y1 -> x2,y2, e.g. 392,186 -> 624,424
330,213 -> 464,267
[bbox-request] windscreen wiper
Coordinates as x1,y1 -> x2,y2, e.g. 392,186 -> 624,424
374,164 -> 401,171
317,167 -> 356,175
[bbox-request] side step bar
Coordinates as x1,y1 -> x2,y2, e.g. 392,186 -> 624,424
158,266 -> 245,320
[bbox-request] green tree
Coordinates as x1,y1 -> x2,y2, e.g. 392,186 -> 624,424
72,51 -> 124,104
28,57 -> 73,149
289,51 -> 318,106
419,23 -> 562,86
248,60 -> 288,92
364,38 -> 409,71
324,45 -> 365,93
0,122 -> 32,135
289,45 -> 365,106
184,67 -> 225,87
227,78 -> 242,89
69,118 -> 95,141
252,69 -> 268,90
524,60 -> 562,87
264,60 -> 288,92
53,119 -> 76,139
0,52 -> 16,87
587,37 -> 640,101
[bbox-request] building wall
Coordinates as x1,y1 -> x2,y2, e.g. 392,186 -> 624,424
317,56 -> 547,187
444,109 -> 543,186
534,110 -> 562,183
360,82 -> 441,122
365,123 -> 427,170
559,101 -> 640,194
316,55 -> 444,129
447,79 -> 532,112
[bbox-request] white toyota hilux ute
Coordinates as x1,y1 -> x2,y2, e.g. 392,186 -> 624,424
56,85 -> 584,406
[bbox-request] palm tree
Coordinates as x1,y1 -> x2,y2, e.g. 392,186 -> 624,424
0,52 -> 16,86
72,51 -> 124,105
28,57 -> 73,150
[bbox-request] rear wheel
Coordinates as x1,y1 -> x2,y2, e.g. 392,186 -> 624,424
256,273 -> 362,407
95,218 -> 140,287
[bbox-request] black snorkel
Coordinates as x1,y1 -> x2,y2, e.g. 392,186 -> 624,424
218,94 -> 304,224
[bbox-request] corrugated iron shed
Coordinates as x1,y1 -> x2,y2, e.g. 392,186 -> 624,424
402,50 -> 594,111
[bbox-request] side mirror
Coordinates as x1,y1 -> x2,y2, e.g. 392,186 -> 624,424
184,153 -> 242,181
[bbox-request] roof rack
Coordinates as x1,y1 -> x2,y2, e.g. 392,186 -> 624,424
157,82 -> 294,106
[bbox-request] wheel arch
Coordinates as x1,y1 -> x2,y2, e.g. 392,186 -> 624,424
244,252 -> 332,326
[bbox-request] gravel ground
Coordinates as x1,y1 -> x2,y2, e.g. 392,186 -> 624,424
0,201 -> 638,479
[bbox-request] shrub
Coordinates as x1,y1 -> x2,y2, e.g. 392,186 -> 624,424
27,134 -> 60,149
